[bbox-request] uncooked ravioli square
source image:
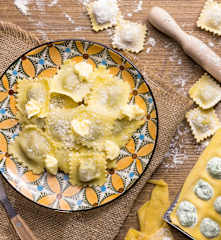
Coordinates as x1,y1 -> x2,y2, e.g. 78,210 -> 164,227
112,19 -> 147,53
87,0 -> 120,32
197,0 -> 221,35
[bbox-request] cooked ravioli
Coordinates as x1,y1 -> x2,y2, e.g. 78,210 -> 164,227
8,125 -> 52,174
46,109 -> 76,149
86,66 -> 131,119
69,149 -> 106,186
71,105 -> 114,150
49,60 -> 92,103
189,73 -> 221,109
11,60 -> 147,186
54,148 -> 74,174
49,93 -> 78,110
120,103 -> 145,121
17,78 -> 49,121
110,118 -> 145,148
45,155 -> 58,175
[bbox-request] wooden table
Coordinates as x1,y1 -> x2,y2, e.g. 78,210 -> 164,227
1,0 -> 220,239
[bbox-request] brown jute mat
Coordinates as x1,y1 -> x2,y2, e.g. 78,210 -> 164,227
0,22 -> 192,240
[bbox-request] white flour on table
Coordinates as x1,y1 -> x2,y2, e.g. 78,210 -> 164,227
145,37 -> 156,54
14,0 -> 30,15
78,0 -> 90,6
64,13 -> 75,24
134,0 -> 143,13
71,26 -> 90,32
208,41 -> 215,48
48,0 -> 58,7
163,121 -> 190,169
126,0 -> 143,17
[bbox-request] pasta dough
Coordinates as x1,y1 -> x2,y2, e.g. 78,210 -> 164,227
125,180 -> 174,240
186,107 -> 221,142
170,128 -> 221,240
197,0 -> 221,35
214,196 -> 221,214
138,180 -> 170,235
189,73 -> 221,109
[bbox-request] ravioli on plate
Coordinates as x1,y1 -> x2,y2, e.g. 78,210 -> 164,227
9,60 -> 146,186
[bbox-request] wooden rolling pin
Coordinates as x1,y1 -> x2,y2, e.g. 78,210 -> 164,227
148,7 -> 221,83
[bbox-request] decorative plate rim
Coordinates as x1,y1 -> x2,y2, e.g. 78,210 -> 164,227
0,39 -> 159,213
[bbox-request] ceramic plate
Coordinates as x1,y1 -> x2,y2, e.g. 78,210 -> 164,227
0,40 -> 158,212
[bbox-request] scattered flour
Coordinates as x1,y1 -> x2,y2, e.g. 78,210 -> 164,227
163,121 -> 190,169
33,20 -> 49,40
163,120 -> 211,169
35,29 -> 48,41
178,59 -> 182,65
78,0 -> 90,6
208,41 -> 215,48
71,26 -> 90,32
134,0 -> 143,13
35,0 -> 46,11
106,28 -> 114,36
172,75 -> 187,95
106,28 -> 114,40
164,41 -> 185,66
126,0 -> 143,18
146,47 -> 151,54
48,0 -> 58,7
146,37 -> 156,47
64,13 -> 75,24
35,20 -> 46,28
14,0 -> 30,15
145,37 -> 156,54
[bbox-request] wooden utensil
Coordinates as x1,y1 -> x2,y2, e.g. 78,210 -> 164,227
148,6 -> 221,83
0,177 -> 38,240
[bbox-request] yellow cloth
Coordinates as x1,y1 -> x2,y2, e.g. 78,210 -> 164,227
125,179 -> 174,240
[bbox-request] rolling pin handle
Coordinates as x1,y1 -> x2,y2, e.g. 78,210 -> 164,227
148,6 -> 187,44
148,6 -> 221,83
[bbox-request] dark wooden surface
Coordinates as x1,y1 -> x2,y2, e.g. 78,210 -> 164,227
1,1 -> 220,239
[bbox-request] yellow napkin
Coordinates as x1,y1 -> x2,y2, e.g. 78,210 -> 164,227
125,180 -> 174,240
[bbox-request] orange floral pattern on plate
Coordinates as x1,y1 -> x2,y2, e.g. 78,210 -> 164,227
0,40 -> 158,211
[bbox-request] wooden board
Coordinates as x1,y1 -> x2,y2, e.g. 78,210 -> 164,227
1,0 -> 221,239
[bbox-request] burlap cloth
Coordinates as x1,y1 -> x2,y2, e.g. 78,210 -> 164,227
0,22 -> 192,240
